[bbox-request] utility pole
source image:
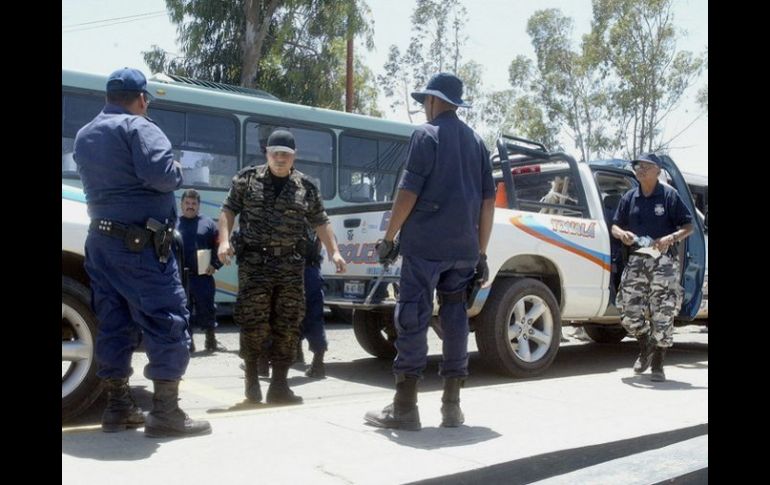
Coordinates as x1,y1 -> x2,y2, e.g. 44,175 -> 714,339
345,7 -> 354,112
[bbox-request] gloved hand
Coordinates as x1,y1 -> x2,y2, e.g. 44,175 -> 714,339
376,238 -> 399,265
475,254 -> 489,285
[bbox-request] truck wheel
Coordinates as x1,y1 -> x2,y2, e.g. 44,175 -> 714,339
584,324 -> 628,344
475,278 -> 561,378
352,309 -> 397,359
62,276 -> 103,422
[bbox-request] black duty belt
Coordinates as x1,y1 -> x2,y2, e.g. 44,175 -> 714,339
90,219 -> 153,248
245,245 -> 298,257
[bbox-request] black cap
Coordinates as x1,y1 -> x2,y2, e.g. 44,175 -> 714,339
266,130 -> 296,154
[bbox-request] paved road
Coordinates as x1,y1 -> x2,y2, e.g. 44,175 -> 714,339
62,321 -> 708,484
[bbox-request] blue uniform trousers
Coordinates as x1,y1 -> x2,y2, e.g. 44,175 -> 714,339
301,264 -> 328,353
188,275 -> 217,330
84,232 -> 191,381
393,255 -> 476,378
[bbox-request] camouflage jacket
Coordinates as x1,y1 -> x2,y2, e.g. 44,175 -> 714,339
222,164 -> 329,252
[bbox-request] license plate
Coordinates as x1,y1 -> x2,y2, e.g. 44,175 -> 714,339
343,280 -> 366,299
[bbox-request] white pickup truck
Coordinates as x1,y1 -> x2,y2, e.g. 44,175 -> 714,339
319,136 -> 707,377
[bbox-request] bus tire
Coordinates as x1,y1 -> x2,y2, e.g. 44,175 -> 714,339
62,276 -> 103,422
584,324 -> 628,344
475,278 -> 561,378
352,309 -> 397,359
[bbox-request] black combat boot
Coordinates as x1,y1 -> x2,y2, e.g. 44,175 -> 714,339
244,359 -> 262,403
440,377 -> 465,427
364,375 -> 421,431
144,380 -> 211,438
633,333 -> 654,374
257,355 -> 270,377
305,351 -> 326,379
188,329 -> 196,353
650,348 -> 667,382
266,363 -> 303,404
204,328 -> 227,352
101,378 -> 145,433
295,340 -> 305,364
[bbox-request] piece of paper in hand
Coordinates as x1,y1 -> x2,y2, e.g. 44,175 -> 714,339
197,249 -> 211,275
634,246 -> 661,259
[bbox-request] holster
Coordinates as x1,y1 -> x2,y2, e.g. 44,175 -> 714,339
145,218 -> 174,263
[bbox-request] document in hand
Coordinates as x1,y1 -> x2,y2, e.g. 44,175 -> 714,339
197,249 -> 211,274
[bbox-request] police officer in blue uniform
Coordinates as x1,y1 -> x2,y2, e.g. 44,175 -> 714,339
177,189 -> 227,353
611,153 -> 694,382
302,231 -> 328,378
74,67 -> 210,437
364,73 -> 496,430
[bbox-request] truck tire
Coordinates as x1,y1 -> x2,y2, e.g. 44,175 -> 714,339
62,276 -> 103,422
475,278 -> 561,378
329,307 -> 353,324
584,324 -> 628,344
352,309 -> 397,359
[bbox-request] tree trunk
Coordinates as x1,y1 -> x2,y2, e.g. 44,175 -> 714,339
241,0 -> 281,88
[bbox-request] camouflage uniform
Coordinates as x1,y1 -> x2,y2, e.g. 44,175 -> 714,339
222,164 -> 329,366
617,250 -> 683,348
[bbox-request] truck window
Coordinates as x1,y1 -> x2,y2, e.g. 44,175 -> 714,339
513,161 -> 582,216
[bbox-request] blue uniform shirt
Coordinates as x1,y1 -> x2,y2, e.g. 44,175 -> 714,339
398,111 -> 495,260
612,182 -> 693,240
73,103 -> 183,225
177,215 -> 222,275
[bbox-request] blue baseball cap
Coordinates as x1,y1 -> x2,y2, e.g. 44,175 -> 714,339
106,67 -> 151,97
411,72 -> 471,108
631,152 -> 663,168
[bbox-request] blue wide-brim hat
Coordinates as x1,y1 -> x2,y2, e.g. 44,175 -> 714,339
411,72 -> 471,108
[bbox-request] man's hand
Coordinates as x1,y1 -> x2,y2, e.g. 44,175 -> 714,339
653,234 -> 676,253
205,265 -> 217,276
218,242 -> 234,266
619,230 -> 637,246
475,254 -> 489,285
376,239 -> 399,265
331,251 -> 347,273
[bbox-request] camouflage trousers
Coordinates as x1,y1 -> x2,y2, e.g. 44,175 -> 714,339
234,253 -> 305,365
617,253 -> 683,348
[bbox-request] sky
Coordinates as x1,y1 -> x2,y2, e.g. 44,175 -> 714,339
62,0 -> 707,175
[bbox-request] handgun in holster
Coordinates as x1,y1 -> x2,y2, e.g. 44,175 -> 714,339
231,231 -> 244,260
466,274 -> 482,305
146,218 -> 174,263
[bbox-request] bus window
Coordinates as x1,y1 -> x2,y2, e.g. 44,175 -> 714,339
62,93 -> 104,176
339,134 -> 408,203
244,121 -> 334,199
149,108 -> 238,189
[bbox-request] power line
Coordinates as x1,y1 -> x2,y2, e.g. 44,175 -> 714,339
62,11 -> 169,33
62,9 -> 167,28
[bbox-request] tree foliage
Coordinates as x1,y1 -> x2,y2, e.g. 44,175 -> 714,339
377,0 -> 482,123
143,0 -> 380,114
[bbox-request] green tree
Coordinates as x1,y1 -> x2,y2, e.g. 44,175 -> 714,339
378,0 -> 482,122
143,0 -> 380,114
586,0 -> 705,156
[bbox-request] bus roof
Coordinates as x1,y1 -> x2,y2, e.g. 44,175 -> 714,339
62,69 -> 417,138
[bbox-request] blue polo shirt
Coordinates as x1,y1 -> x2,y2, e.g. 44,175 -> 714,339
612,182 -> 693,240
398,111 -> 495,260
73,104 -> 182,225
177,215 -> 222,275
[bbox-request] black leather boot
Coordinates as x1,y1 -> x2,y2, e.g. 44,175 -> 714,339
204,328 -> 227,352
266,363 -> 303,404
188,329 -> 196,353
633,333 -> 654,374
144,380 -> 212,438
101,378 -> 145,433
305,351 -> 326,379
650,348 -> 667,382
244,360 -> 262,403
364,375 -> 421,431
440,377 -> 465,427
